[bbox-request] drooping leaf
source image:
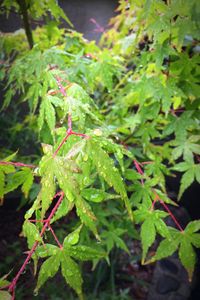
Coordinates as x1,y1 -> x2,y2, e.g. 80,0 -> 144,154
141,216 -> 156,263
35,250 -> 61,292
5,168 -> 34,198
149,238 -> 179,263
179,237 -> 196,281
39,153 -> 55,216
61,252 -> 83,299
75,196 -> 99,239
23,221 -> 42,248
88,139 -> 132,219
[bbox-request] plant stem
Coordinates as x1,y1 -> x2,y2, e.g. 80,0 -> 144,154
8,192 -> 64,296
0,161 -> 36,168
16,0 -> 34,49
48,225 -> 63,249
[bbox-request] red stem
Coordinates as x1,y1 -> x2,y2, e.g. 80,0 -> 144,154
53,132 -> 71,158
7,192 -> 64,295
133,159 -> 184,232
90,18 -> 104,32
159,199 -> 184,232
56,76 -> 67,97
0,161 -> 36,168
48,225 -> 63,249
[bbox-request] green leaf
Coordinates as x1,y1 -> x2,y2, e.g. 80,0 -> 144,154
88,139 -> 132,220
44,96 -> 56,132
195,165 -> 200,183
149,238 -> 179,263
2,151 -> 17,162
141,216 -> 156,262
75,196 -> 99,239
23,221 -> 42,248
50,197 -> 73,224
39,153 -> 56,216
0,291 -> 12,300
5,168 -> 34,198
185,221 -> 200,234
36,244 -> 59,258
61,252 -> 83,298
179,237 -> 196,281
35,250 -> 61,292
111,233 -> 129,253
154,219 -> 170,239
191,233 -> 200,248
0,170 -> 5,200
22,169 -> 34,198
53,156 -> 78,203
38,100 -> 45,132
178,169 -> 195,199
63,225 -> 82,246
66,245 -> 106,261
81,188 -> 119,203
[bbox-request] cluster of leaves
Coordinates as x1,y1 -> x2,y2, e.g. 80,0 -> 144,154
0,0 -> 200,299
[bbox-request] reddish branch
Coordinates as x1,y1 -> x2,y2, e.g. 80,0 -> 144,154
52,77 -> 90,158
0,161 -> 36,168
157,199 -> 184,232
1,192 -> 64,299
90,18 -> 105,33
133,159 -> 184,232
53,114 -> 89,157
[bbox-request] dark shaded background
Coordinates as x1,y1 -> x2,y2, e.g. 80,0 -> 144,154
0,0 -> 118,41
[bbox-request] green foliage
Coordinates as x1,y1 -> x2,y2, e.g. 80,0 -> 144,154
0,0 -> 200,298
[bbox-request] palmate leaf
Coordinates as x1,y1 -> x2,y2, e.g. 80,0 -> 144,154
87,139 -> 132,220
5,168 -> 34,198
38,145 -> 98,236
101,230 -> 129,253
149,223 -> 200,280
63,227 -> 106,261
172,159 -> 200,199
135,206 -> 170,263
172,136 -> 200,161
